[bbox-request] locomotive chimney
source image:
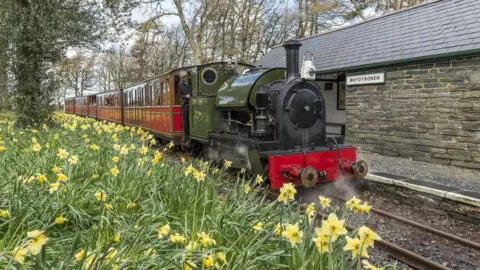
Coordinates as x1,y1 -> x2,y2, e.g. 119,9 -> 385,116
283,39 -> 302,81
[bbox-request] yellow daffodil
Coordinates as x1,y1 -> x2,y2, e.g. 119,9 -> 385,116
359,202 -> 372,213
55,216 -> 68,224
358,226 -> 381,248
113,144 -> 121,151
57,173 -> 68,182
345,196 -> 361,212
170,233 -> 186,244
362,260 -> 385,270
90,144 -> 99,151
27,230 -> 48,255
252,222 -> 263,232
140,146 -> 148,155
158,223 -> 170,239
147,169 -> 152,175
95,190 -> 107,201
168,141 -> 174,149
313,230 -> 330,254
110,167 -> 120,176
240,168 -> 246,174
91,174 -> 99,180
112,156 -> 119,163
31,129 -> 38,134
255,174 -> 264,184
277,183 -> 296,204
203,254 -> 214,268
185,165 -> 195,176
120,145 -> 129,155
105,203 -> 113,210
275,223 -> 285,237
343,236 -> 369,259
0,146 -> 6,152
114,232 -> 121,243
277,192 -> 288,204
243,183 -> 251,194
31,137 -> 37,143
319,196 -> 331,209
305,203 -> 315,221
57,148 -> 69,159
319,213 -> 347,242
49,182 -> 61,193
69,155 -> 79,165
224,160 -> 232,168
212,168 -> 219,175
127,202 -> 136,209
32,143 -> 42,152
12,246 -> 28,264
216,252 -> 227,264
36,173 -> 47,183
1,209 -> 9,218
52,167 -> 61,173
186,240 -> 198,251
181,156 -> 186,163
282,223 -> 303,246
198,232 -> 216,247
193,170 -> 206,182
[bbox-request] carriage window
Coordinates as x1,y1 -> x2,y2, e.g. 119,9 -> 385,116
163,80 -> 169,105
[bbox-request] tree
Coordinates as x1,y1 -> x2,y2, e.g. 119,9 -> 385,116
61,52 -> 96,97
0,0 -> 134,126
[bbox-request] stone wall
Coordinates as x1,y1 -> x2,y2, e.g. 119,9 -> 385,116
345,55 -> 480,169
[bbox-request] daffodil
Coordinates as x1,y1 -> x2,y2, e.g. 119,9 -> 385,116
280,183 -> 296,199
319,196 -> 331,209
114,232 -> 121,243
1,209 -> 9,218
345,196 -> 361,212
305,203 -> 315,221
158,223 -> 170,239
185,165 -> 195,176
55,216 -> 68,224
240,168 -> 246,174
184,261 -> 197,270
69,155 -> 79,165
359,202 -> 372,213
90,144 -> 99,151
112,156 -> 119,163
36,173 -> 46,183
343,236 -> 369,259
32,143 -> 42,152
57,148 -> 69,159
108,164 -> 120,176
224,159 -> 232,168
362,260 -> 385,270
12,246 -> 28,264
255,174 -> 264,184
198,232 -> 216,247
168,141 -> 174,148
49,182 -> 61,193
181,156 -> 186,163
147,169 -> 152,175
170,233 -> 186,244
57,173 -> 68,182
319,213 -> 347,242
95,190 -> 107,201
243,183 -> 251,194
105,203 -> 113,210
313,230 -> 330,253
27,230 -> 48,255
193,171 -> 205,182
282,223 -> 303,246
31,137 -> 37,143
216,252 -> 227,264
252,222 -> 263,232
358,226 -> 381,248
140,146 -> 148,155
203,254 -> 214,268
277,192 -> 288,204
275,223 -> 285,237
113,144 -> 121,151
127,202 -> 136,209
0,146 -> 6,152
120,145 -> 129,155
52,166 -> 61,173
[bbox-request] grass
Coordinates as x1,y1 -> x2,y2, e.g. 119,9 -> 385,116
0,113 -> 394,269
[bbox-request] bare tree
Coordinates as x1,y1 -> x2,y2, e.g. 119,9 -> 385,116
61,51 -> 96,96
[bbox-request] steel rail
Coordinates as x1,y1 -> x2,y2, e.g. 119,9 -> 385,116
267,191 -> 451,270
331,195 -> 480,251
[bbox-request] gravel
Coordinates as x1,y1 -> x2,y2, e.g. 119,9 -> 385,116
357,151 -> 480,192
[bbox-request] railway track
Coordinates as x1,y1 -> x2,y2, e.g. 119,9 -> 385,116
265,190 -> 480,270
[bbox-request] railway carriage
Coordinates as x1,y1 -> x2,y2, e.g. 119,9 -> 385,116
65,40 -> 368,189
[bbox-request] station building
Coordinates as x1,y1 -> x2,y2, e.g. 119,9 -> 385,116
258,0 -> 480,169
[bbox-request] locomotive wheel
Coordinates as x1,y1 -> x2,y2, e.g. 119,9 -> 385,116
300,166 -> 318,188
352,160 -> 368,178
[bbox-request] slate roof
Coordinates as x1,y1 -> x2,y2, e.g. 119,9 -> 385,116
257,0 -> 480,73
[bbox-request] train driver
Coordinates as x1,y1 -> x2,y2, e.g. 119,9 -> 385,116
178,70 -> 192,144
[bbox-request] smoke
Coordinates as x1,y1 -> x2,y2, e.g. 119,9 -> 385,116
297,173 -> 358,205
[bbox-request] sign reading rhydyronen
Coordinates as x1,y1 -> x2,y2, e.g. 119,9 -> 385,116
346,72 -> 385,86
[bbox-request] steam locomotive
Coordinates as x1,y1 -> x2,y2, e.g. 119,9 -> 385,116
65,39 -> 368,189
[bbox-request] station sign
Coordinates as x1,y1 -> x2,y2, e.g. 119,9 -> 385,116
346,72 -> 386,86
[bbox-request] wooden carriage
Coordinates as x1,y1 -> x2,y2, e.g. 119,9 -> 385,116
64,97 -> 75,114
74,97 -> 89,116
96,92 -> 122,124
